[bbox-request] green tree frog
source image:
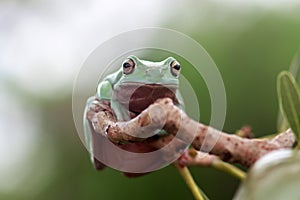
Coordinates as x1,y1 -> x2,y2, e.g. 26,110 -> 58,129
84,55 -> 184,174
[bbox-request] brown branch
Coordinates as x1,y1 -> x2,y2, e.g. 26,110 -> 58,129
178,149 -> 217,167
87,98 -> 295,167
177,149 -> 246,180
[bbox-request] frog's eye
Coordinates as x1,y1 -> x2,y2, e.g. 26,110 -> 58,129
170,60 -> 181,77
122,58 -> 135,74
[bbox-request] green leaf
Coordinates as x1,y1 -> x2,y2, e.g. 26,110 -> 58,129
277,50 -> 300,132
289,49 -> 300,84
277,71 -> 300,140
277,110 -> 289,132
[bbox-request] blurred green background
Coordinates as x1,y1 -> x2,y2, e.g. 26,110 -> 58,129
1,0 -> 300,199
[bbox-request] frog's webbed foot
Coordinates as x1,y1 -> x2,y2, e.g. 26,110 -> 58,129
86,98 -> 115,120
93,157 -> 106,170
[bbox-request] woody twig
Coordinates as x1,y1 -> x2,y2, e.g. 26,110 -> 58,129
87,98 -> 295,167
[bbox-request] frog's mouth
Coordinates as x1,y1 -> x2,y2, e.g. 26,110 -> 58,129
114,83 -> 179,116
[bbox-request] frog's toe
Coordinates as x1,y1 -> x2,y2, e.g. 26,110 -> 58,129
123,172 -> 150,178
93,157 -> 106,170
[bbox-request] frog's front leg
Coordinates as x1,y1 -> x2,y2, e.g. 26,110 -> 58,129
84,97 -> 159,177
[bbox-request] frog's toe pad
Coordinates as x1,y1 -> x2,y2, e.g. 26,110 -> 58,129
93,157 -> 106,170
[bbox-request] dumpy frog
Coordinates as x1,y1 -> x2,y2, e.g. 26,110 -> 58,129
84,55 -> 184,175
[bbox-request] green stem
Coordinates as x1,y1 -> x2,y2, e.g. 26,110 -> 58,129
174,163 -> 206,200
212,159 -> 246,180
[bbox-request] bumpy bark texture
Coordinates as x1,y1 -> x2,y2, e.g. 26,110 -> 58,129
87,98 -> 295,167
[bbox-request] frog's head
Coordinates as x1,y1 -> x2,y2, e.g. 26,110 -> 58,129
119,55 -> 180,86
114,56 -> 182,115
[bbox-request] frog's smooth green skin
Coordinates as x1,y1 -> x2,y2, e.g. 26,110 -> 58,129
234,149 -> 300,200
83,55 -> 184,170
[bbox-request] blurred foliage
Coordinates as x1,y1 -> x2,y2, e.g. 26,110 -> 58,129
277,51 -> 300,132
2,2 -> 300,200
277,71 -> 300,140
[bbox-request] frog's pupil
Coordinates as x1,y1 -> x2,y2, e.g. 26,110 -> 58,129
174,64 -> 180,70
123,62 -> 131,68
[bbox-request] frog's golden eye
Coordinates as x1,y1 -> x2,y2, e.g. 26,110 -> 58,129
122,58 -> 135,74
170,60 -> 181,77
